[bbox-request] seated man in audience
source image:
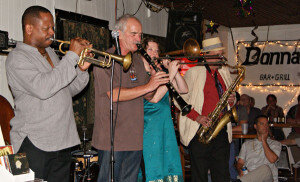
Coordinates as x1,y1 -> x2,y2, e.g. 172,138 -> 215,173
232,92 -> 248,132
236,115 -> 282,182
281,136 -> 300,147
284,95 -> 300,165
239,94 -> 261,130
262,94 -> 285,140
249,96 -> 256,108
280,136 -> 300,168
261,94 -> 284,121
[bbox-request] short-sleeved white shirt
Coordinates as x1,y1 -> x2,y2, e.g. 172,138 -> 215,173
239,138 -> 282,182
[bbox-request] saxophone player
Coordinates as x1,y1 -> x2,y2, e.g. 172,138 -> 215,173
179,37 -> 235,182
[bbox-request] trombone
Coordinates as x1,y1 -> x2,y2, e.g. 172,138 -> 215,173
154,55 -> 227,66
155,38 -> 227,66
160,38 -> 201,57
50,38 -> 132,71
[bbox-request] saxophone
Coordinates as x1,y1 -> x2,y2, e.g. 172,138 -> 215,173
197,64 -> 245,144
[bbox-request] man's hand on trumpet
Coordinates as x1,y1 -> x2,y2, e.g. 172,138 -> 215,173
69,37 -> 92,71
69,37 -> 90,56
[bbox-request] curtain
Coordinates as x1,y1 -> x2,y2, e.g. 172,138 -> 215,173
60,20 -> 110,142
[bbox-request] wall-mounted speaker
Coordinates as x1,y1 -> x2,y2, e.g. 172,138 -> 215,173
166,10 -> 203,52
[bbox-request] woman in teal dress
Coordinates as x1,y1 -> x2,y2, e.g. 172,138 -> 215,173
139,38 -> 188,182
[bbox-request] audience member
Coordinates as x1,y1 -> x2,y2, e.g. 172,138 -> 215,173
236,115 -> 282,182
261,94 -> 284,121
286,94 -> 300,130
281,137 -> 300,147
232,93 -> 248,132
285,95 -> 300,164
249,96 -> 255,108
239,94 -> 261,130
261,94 -> 285,140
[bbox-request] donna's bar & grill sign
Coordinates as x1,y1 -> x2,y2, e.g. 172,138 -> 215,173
237,40 -> 299,85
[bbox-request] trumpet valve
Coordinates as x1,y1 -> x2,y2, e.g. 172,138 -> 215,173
78,48 -> 88,66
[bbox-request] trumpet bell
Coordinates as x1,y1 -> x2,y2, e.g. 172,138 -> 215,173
122,53 -> 132,71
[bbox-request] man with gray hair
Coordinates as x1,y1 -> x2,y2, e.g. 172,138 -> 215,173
92,14 -> 169,182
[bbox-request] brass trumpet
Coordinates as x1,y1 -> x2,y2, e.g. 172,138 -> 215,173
50,38 -> 132,71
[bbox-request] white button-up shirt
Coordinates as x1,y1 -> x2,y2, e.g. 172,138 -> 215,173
239,138 -> 282,182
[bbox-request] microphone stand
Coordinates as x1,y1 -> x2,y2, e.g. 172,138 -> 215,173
109,56 -> 115,182
82,126 -> 91,181
109,30 -> 121,182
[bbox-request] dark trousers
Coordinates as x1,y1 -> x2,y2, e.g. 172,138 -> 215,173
18,137 -> 72,182
97,150 -> 142,182
189,129 -> 230,182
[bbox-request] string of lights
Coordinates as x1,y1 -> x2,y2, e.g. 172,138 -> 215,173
283,90 -> 300,114
237,40 -> 300,48
236,40 -> 299,114
235,40 -> 299,65
240,84 -> 299,87
238,86 -> 300,114
238,85 -> 299,94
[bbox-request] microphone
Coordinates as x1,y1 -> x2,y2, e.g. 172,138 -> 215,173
111,30 -> 121,55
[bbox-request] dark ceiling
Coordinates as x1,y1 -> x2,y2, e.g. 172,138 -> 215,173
148,0 -> 300,27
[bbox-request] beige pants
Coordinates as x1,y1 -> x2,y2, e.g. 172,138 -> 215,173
239,165 -> 273,182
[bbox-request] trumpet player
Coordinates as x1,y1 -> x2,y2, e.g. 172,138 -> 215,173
179,37 -> 236,182
6,6 -> 92,182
